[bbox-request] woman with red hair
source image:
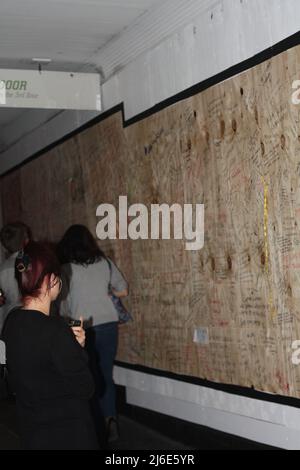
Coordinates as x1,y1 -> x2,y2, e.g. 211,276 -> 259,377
2,241 -> 98,450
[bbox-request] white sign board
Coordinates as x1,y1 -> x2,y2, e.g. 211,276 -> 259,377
0,69 -> 101,111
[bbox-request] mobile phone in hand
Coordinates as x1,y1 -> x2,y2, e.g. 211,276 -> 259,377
68,319 -> 81,327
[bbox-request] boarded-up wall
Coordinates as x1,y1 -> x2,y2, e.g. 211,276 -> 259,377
2,44 -> 300,397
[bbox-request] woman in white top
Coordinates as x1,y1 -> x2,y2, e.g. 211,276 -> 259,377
57,225 -> 128,444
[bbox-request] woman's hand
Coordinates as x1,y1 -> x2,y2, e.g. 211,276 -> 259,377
111,288 -> 128,298
71,316 -> 85,348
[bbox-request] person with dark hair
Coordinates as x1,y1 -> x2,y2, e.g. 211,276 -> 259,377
58,225 -> 128,443
2,241 -> 98,450
0,222 -> 31,255
0,222 -> 32,333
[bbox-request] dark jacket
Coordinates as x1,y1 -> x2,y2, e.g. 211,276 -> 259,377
2,308 -> 98,450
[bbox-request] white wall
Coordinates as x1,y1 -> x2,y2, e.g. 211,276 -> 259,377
102,0 -> 300,120
114,367 -> 299,450
0,109 -> 98,175
1,0 -> 300,447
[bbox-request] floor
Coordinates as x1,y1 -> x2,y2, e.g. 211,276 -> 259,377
0,398 -> 191,451
0,397 -> 278,451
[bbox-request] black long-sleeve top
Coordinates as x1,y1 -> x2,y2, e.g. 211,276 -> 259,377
2,308 -> 98,450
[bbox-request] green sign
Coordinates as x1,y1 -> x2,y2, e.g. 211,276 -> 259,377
0,80 -> 27,91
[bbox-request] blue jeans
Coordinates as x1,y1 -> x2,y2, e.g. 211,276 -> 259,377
86,322 -> 118,419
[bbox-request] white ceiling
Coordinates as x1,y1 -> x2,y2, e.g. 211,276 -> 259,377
0,0 -> 161,71
0,0 -> 162,155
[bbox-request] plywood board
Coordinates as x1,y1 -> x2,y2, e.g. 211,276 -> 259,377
2,44 -> 300,397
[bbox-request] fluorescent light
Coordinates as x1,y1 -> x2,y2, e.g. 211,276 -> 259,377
32,58 -> 52,63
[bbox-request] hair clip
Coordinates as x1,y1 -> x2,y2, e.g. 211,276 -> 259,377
16,250 -> 31,273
